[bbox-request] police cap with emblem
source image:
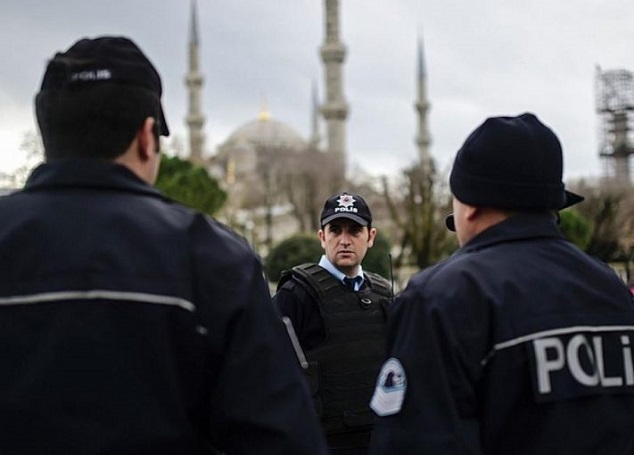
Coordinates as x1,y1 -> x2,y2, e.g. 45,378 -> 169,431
37,36 -> 169,136
445,113 -> 583,231
320,193 -> 372,227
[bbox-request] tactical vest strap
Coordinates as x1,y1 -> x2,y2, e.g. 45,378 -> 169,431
362,271 -> 393,299
291,263 -> 340,303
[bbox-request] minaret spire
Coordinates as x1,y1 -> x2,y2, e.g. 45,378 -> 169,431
320,0 -> 348,185
185,0 -> 205,165
415,34 -> 432,175
190,0 -> 199,46
309,79 -> 321,149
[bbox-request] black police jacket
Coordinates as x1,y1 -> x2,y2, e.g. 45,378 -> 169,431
0,160 -> 326,454
369,213 -> 634,455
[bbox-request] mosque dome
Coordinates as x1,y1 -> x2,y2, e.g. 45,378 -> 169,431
211,106 -> 309,187
220,108 -> 307,150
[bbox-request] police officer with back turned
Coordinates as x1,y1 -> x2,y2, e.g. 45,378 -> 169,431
369,113 -> 634,454
0,36 -> 326,454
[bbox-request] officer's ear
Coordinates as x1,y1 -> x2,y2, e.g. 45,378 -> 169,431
367,227 -> 377,247
137,117 -> 158,160
465,205 -> 480,223
318,227 -> 326,247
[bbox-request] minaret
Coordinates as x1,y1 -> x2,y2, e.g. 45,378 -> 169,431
309,79 -> 321,150
320,0 -> 348,181
185,0 -> 205,165
415,36 -> 432,176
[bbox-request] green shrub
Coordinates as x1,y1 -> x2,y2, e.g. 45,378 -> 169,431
363,230 -> 392,280
559,209 -> 592,251
265,234 -> 322,282
155,155 -> 226,216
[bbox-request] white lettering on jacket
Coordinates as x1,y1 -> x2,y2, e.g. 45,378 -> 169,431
533,334 -> 634,394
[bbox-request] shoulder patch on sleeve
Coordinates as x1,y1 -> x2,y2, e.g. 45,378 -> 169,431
370,357 -> 407,416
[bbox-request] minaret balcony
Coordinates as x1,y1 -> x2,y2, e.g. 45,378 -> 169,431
186,115 -> 205,128
320,103 -> 349,120
320,44 -> 346,63
185,74 -> 204,85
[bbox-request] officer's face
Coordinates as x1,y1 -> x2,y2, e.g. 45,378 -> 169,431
318,219 -> 376,276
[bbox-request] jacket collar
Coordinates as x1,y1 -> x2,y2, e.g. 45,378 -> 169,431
460,212 -> 565,253
23,159 -> 165,199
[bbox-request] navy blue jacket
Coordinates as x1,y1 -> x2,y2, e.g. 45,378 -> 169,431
370,213 -> 634,455
0,160 -> 326,454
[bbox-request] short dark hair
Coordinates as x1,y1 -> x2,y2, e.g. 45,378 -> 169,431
36,84 -> 161,160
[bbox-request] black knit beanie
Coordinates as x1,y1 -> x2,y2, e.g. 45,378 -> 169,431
449,113 -> 583,210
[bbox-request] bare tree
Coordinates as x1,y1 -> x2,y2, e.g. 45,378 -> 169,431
0,131 -> 44,188
572,179 -> 634,280
248,145 -> 295,251
383,161 -> 456,271
281,146 -> 341,232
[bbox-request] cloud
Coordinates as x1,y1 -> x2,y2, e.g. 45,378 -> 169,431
1,0 -> 632,181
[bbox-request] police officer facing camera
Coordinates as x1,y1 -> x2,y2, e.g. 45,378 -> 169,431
274,193 -> 392,454
369,113 -> 634,454
0,36 -> 326,454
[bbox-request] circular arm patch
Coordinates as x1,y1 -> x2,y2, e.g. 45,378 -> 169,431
370,357 -> 407,416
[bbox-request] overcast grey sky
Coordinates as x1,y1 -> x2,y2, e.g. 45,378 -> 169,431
1,0 -> 632,181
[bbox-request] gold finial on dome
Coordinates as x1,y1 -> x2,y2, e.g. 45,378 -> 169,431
258,97 -> 271,121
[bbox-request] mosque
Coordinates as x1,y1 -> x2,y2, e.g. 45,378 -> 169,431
182,0 -> 432,254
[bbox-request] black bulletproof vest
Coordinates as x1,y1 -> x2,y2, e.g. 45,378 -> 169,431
289,263 -> 392,435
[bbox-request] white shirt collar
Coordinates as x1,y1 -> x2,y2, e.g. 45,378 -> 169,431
318,255 -> 364,290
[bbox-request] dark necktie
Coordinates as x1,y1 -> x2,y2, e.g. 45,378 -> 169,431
343,277 -> 357,290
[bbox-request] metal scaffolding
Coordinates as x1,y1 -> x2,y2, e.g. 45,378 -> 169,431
595,66 -> 634,186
